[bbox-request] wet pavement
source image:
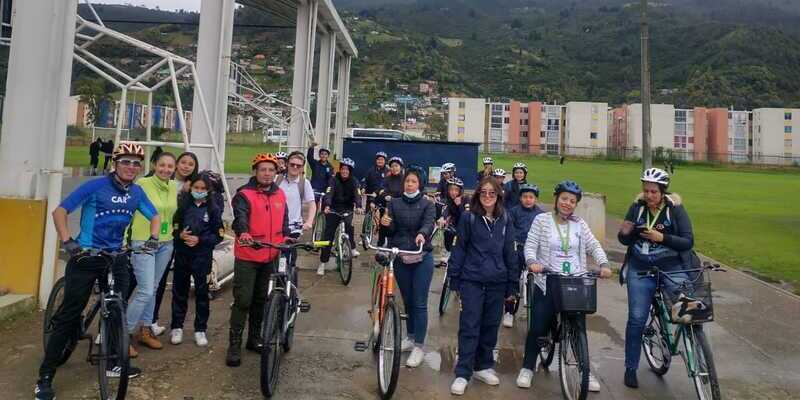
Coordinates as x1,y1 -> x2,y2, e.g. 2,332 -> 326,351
1,176 -> 798,399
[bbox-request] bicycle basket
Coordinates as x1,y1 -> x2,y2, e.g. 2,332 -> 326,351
546,274 -> 597,314
663,274 -> 714,324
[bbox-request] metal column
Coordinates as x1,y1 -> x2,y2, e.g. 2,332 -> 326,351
315,32 -> 336,149
0,0 -> 79,305
289,0 -> 318,152
190,0 -> 235,171
334,56 -> 352,157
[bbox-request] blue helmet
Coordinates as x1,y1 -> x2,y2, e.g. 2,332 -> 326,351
519,183 -> 540,197
554,180 -> 582,201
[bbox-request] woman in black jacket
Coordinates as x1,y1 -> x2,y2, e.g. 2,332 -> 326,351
617,168 -> 694,389
318,158 -> 362,275
379,169 -> 436,369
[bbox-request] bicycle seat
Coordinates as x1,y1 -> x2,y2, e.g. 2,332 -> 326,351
375,252 -> 391,267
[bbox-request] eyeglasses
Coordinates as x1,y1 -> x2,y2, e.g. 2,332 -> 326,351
117,159 -> 143,168
289,163 -> 304,168
480,190 -> 497,197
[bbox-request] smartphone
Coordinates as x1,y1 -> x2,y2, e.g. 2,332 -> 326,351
634,225 -> 649,235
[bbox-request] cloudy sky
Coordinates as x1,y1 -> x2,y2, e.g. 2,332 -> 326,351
98,1 -> 201,12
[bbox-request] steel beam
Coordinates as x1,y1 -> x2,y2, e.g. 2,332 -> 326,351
334,55 -> 351,157
315,32 -> 336,149
289,0 -> 318,152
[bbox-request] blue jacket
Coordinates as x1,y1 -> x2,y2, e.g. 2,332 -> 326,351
307,146 -> 333,193
448,210 -> 518,296
509,204 -> 544,244
503,180 -> 527,209
173,193 -> 223,255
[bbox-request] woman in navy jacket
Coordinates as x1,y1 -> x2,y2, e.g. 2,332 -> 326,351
447,177 -> 517,396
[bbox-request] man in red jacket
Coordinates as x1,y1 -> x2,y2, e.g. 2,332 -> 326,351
226,153 -> 290,367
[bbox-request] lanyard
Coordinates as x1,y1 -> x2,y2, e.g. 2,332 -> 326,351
552,214 -> 570,253
645,206 -> 664,231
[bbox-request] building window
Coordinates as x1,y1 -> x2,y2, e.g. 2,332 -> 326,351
590,132 -> 598,139
688,137 -> 694,144
491,117 -> 502,124
786,139 -> 793,147
457,127 -> 465,134
522,107 -> 528,114
504,117 -> 510,124
458,115 -> 465,122
492,104 -> 503,112
785,126 -> 793,134
522,131 -> 528,138
786,112 -> 792,120
458,101 -> 466,109
504,105 -> 510,111
540,131 -> 546,138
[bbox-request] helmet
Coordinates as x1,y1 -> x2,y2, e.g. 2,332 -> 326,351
112,143 -> 145,161
493,168 -> 506,177
318,147 -> 331,156
554,180 -> 583,201
446,177 -> 464,188
641,167 -> 670,188
519,183 -> 540,197
512,162 -> 528,174
483,157 -> 494,165
340,157 -> 355,169
388,156 -> 404,167
375,151 -> 388,160
441,163 -> 456,173
275,151 -> 288,160
251,153 -> 278,170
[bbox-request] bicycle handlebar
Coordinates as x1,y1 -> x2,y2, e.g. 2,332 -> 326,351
365,236 -> 424,256
636,262 -> 725,284
240,239 -> 331,252
540,270 -> 601,278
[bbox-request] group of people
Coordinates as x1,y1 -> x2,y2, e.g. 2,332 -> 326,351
37,140 -> 696,400
88,137 -> 116,176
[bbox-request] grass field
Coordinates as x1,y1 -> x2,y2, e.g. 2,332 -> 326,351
65,145 -> 800,287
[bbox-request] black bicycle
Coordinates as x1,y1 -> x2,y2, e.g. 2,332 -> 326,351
436,225 -> 457,316
43,250 -> 134,400
241,238 -> 325,398
525,273 -> 557,371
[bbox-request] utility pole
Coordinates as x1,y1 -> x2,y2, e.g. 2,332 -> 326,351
640,0 -> 652,170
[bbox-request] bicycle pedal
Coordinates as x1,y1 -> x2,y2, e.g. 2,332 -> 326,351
354,341 -> 368,352
299,301 -> 311,313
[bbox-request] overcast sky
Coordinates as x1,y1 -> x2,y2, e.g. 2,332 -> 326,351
98,1 -> 201,12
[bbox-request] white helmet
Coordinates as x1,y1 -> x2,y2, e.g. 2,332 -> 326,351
483,157 -> 494,165
441,163 -> 456,173
641,168 -> 670,188
493,168 -> 506,177
512,162 -> 528,174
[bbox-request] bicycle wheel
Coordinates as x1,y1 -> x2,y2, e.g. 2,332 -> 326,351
283,270 -> 299,353
361,210 -> 374,251
260,291 -> 285,398
642,307 -> 671,375
559,317 -> 589,400
526,276 -> 535,332
540,322 -> 557,370
438,275 -> 451,316
376,298 -> 401,400
338,236 -> 353,286
97,302 -> 129,400
688,326 -> 721,400
42,277 -> 81,367
370,270 -> 383,354
312,211 -> 325,242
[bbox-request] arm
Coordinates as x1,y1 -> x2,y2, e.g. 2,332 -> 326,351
322,178 -> 336,209
306,146 -> 317,167
417,200 -> 436,239
135,188 -> 161,239
524,214 -> 544,267
662,205 -> 694,251
447,213 -> 469,280
199,207 -> 224,247
581,219 -> 609,267
282,200 -> 291,237
503,216 -> 518,294
231,192 -> 251,236
617,204 -> 639,246
53,207 -> 72,242
383,200 -> 397,235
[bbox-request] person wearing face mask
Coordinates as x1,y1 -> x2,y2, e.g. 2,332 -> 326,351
376,156 -> 405,246
318,158 -> 363,275
379,169 -> 436,368
169,175 -> 223,347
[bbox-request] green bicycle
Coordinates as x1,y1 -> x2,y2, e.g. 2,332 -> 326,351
326,210 -> 354,286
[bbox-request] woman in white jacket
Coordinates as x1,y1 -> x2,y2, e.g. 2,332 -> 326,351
517,180 -> 612,390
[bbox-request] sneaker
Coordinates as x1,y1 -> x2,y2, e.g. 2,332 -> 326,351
588,372 -> 600,392
352,249 -> 361,257
150,323 -> 166,336
406,346 -> 425,368
624,368 -> 639,388
106,365 -> 142,379
170,328 -> 183,345
516,368 -> 534,388
317,262 -> 327,276
195,332 -> 209,347
502,312 -> 514,328
401,337 -> 414,352
34,376 -> 55,400
450,377 -> 468,395
473,368 -> 500,386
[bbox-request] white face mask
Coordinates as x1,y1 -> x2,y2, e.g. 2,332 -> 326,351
403,190 -> 420,198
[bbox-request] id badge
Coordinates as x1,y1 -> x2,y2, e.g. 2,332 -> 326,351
641,242 -> 650,255
160,222 -> 169,235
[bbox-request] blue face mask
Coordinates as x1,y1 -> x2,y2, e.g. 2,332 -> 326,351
191,191 -> 208,200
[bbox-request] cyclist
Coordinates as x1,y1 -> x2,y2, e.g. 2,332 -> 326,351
448,177 -> 517,396
276,151 -> 317,232
318,157 -> 363,276
518,180 -> 611,391
436,178 -> 469,266
35,143 -> 160,400
477,157 -> 494,182
493,168 -> 506,187
502,183 -> 543,329
275,151 -> 288,174
503,162 -> 528,210
226,153 -> 291,368
379,169 -> 436,368
376,156 -> 405,246
307,141 -> 334,203
362,151 -> 388,209
437,163 -> 457,199
617,168 -> 694,389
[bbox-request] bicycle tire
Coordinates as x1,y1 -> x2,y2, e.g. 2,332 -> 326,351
338,236 -> 353,286
371,270 -> 383,354
97,301 -> 129,400
642,307 -> 671,376
526,275 -> 535,333
559,317 -> 589,400
689,327 -> 721,400
438,275 -> 451,316
283,270 -> 299,353
376,298 -> 401,400
312,212 -> 325,243
260,291 -> 285,398
540,321 -> 557,370
361,210 -> 374,251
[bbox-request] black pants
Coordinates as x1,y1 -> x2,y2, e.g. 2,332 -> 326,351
90,156 -> 99,170
454,281 -> 504,379
320,212 -> 355,263
170,251 -> 213,332
103,155 -> 112,170
443,229 -> 457,252
40,253 -> 130,378
521,285 -> 586,369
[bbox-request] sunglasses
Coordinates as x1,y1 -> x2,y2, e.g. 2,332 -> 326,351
289,163 -> 304,168
480,190 -> 497,197
117,159 -> 143,168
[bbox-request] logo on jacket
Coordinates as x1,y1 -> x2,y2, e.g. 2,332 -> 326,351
111,195 -> 130,204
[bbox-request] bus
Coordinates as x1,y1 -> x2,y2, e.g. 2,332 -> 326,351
349,128 -> 406,140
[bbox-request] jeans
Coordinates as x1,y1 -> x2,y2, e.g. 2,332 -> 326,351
171,251 -> 213,332
320,212 -> 356,263
454,280 -> 504,379
394,252 -> 434,345
624,255 -> 689,369
127,241 -> 173,334
152,253 -> 173,324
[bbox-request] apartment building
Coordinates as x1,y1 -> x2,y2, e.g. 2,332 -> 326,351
564,102 -> 608,156
752,108 -> 800,165
447,97 -> 486,143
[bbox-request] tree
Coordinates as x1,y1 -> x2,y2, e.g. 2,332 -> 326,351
425,113 -> 446,140
75,77 -> 110,127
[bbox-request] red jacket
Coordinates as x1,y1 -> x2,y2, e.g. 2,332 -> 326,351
232,177 -> 290,263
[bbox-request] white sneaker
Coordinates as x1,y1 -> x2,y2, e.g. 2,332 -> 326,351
351,249 -> 360,257
450,377 -> 468,395
516,368 -> 534,388
502,312 -> 514,328
194,331 -> 208,347
401,336 -> 414,352
588,372 -> 600,392
406,346 -> 425,368
150,323 -> 166,336
170,328 -> 183,345
317,262 -> 327,276
473,368 -> 500,386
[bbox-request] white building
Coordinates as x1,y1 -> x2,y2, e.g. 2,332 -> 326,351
486,101 -> 510,152
447,97 -> 486,143
626,104 -> 676,152
540,104 -> 564,155
673,108 -> 696,160
565,102 -> 608,156
752,108 -> 800,165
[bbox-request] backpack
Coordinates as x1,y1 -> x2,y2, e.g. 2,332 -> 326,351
275,172 -> 307,201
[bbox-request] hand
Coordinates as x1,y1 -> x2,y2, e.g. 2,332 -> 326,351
640,229 -> 664,243
528,263 -> 544,273
599,266 -> 613,279
62,238 -> 82,257
505,295 -> 518,303
238,232 -> 254,245
185,235 -> 199,247
144,236 -> 159,252
449,277 -> 460,293
355,207 -> 365,215
284,236 -> 297,244
384,195 -> 392,202
369,202 -> 376,210
179,227 -> 192,240
454,197 -> 461,206
415,234 -> 426,247
620,220 -> 634,235
380,214 -> 392,227
437,218 -> 446,228
302,221 -> 313,231
324,206 -> 331,215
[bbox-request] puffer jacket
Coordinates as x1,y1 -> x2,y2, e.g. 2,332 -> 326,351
618,192 -> 694,268
323,173 -> 362,212
378,173 -> 404,202
382,192 -> 436,252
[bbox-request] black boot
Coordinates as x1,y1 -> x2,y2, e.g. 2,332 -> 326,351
34,375 -> 55,400
245,317 -> 264,354
624,368 -> 639,388
225,328 -> 243,367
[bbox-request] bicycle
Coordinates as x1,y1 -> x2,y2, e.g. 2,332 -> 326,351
239,238 -> 327,398
436,224 -> 457,316
325,210 -> 355,286
312,191 -> 326,243
354,236 -> 424,400
361,193 -> 383,251
43,250 -> 135,400
638,262 -> 724,400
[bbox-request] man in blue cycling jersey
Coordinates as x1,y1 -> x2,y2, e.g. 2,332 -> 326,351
35,143 -> 161,400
